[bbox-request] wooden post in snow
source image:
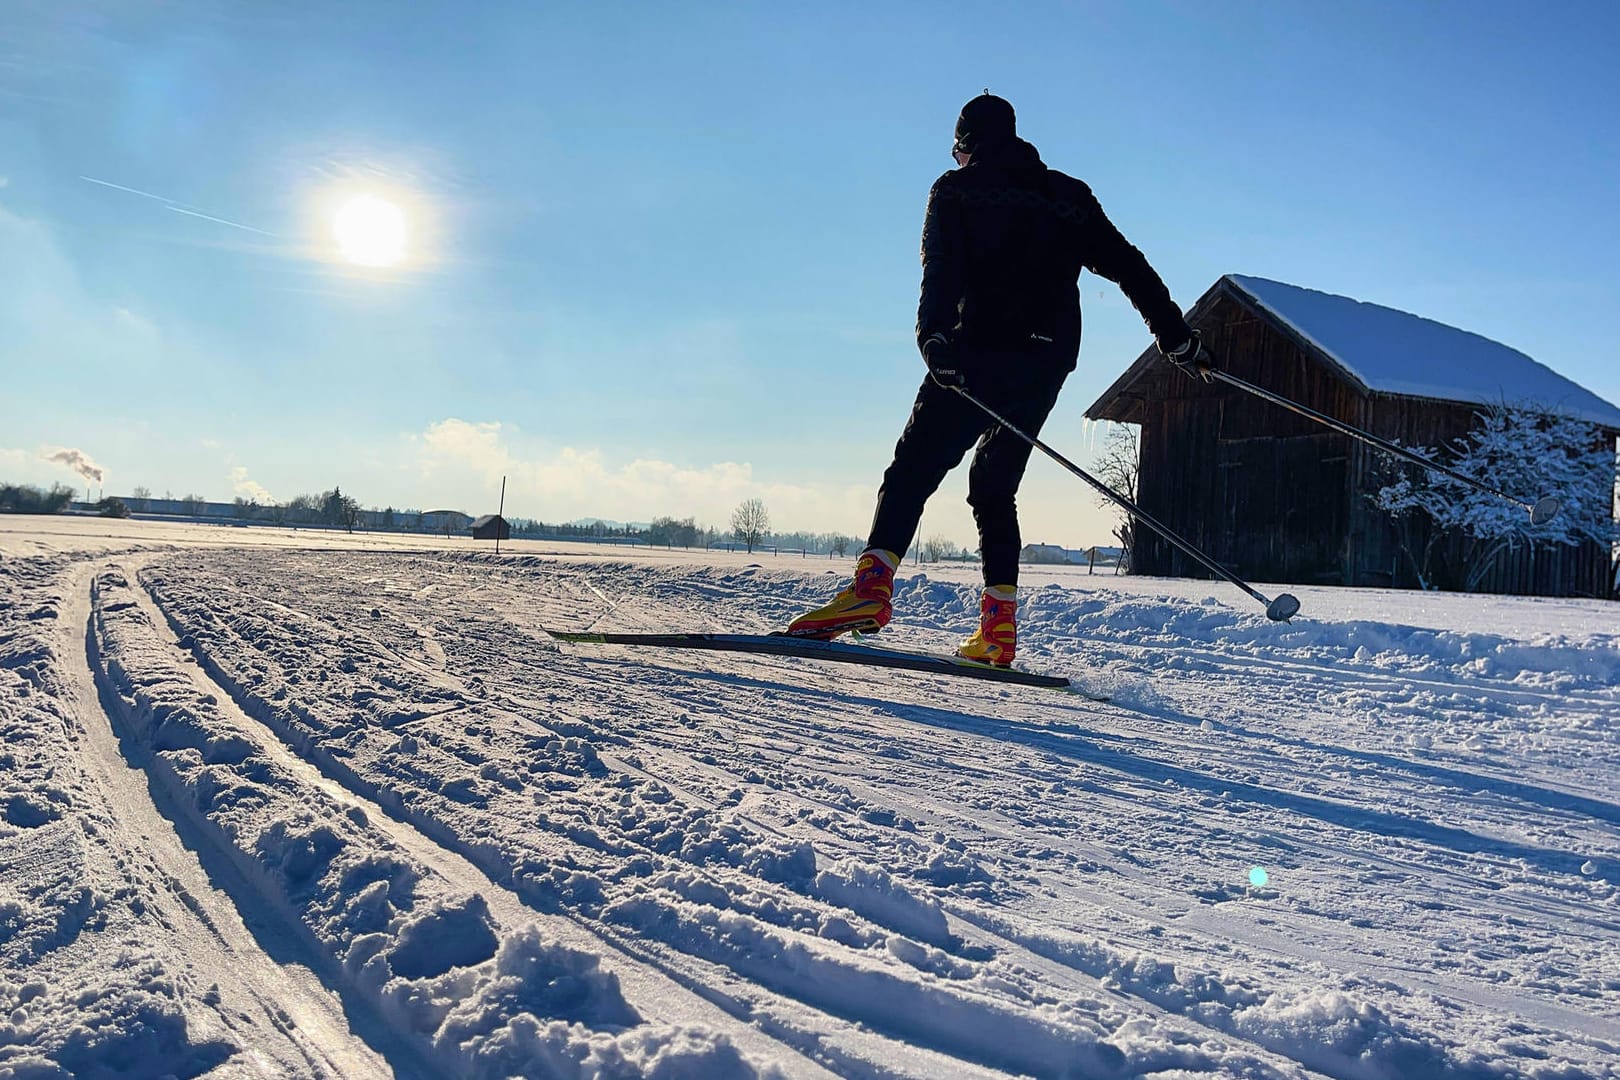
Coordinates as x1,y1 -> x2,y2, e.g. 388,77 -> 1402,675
496,476 -> 506,556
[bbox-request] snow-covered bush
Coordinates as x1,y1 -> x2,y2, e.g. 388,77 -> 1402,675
1373,402 -> 1618,592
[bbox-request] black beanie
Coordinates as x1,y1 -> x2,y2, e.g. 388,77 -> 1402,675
953,94 -> 1016,154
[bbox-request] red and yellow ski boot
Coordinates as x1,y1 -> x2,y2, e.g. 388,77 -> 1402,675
784,548 -> 898,639
956,586 -> 1016,667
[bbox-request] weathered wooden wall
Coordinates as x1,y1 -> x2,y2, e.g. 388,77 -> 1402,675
1133,293 -> 1358,583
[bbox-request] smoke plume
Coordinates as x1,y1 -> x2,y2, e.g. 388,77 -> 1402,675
44,447 -> 105,484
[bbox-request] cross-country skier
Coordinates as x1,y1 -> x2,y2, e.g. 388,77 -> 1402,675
787,92 -> 1213,666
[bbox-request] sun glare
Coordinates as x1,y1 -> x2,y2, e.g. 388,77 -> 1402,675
333,194 -> 407,267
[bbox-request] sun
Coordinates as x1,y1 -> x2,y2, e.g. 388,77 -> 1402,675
333,194 -> 407,267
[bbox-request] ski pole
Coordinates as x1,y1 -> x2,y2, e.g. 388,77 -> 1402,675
1202,367 -> 1561,526
953,387 -> 1301,622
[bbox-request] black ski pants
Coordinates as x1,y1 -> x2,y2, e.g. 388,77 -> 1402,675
867,346 -> 1070,587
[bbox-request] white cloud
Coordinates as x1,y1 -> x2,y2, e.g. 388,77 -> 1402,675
411,418 -> 870,532
229,466 -> 274,504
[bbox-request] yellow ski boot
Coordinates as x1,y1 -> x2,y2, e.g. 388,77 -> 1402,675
785,549 -> 898,639
956,586 -> 1016,667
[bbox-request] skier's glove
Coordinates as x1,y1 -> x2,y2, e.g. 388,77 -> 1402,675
922,333 -> 966,390
1162,331 -> 1215,383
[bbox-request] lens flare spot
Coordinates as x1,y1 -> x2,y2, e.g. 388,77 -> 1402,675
1249,866 -> 1269,888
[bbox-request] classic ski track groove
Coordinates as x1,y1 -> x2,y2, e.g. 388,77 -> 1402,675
59,561 -> 401,1080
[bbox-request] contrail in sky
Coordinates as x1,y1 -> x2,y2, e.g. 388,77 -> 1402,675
166,205 -> 275,235
80,174 -> 277,237
79,175 -> 177,203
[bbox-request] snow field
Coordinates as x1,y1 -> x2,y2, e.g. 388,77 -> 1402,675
3,523 -> 1618,1078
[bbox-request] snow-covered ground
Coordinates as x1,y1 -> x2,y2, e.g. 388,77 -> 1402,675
3,515 -> 1617,1079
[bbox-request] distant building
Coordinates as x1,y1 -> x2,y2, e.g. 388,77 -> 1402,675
421,510 -> 473,534
1087,275 -> 1620,596
470,514 -> 511,541
1019,544 -> 1124,571
124,496 -> 235,520
1020,543 -> 1080,565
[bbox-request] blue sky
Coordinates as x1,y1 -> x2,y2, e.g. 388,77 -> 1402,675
5,1 -> 1617,549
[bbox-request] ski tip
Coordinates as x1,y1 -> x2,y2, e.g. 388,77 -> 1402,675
1266,593 -> 1301,622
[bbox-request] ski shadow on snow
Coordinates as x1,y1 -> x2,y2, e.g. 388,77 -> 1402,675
1047,674 -> 1620,835
889,703 -> 1612,881
1230,722 -> 1620,831
557,653 -> 1614,881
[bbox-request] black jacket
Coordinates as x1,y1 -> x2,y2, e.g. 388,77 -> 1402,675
916,136 -> 1191,365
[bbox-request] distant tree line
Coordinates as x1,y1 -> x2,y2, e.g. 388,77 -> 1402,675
7,479 -> 975,560
0,483 -> 77,514
509,518 -> 653,541
507,508 -> 870,557
121,485 -> 369,532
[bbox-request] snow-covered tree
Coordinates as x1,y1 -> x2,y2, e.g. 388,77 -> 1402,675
1374,403 -> 1618,591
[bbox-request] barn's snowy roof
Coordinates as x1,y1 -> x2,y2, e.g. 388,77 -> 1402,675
1226,275 -> 1620,429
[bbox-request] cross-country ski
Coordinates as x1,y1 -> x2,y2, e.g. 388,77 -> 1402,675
544,627 -> 1078,688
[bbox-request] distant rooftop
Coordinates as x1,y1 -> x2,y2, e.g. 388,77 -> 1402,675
1226,275 -> 1620,429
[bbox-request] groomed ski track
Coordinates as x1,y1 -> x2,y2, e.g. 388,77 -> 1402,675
3,524 -> 1618,1079
91,558 -> 835,1078
53,564 -> 399,1079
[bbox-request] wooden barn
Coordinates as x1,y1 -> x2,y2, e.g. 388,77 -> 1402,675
469,514 -> 511,541
1086,275 -> 1620,597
